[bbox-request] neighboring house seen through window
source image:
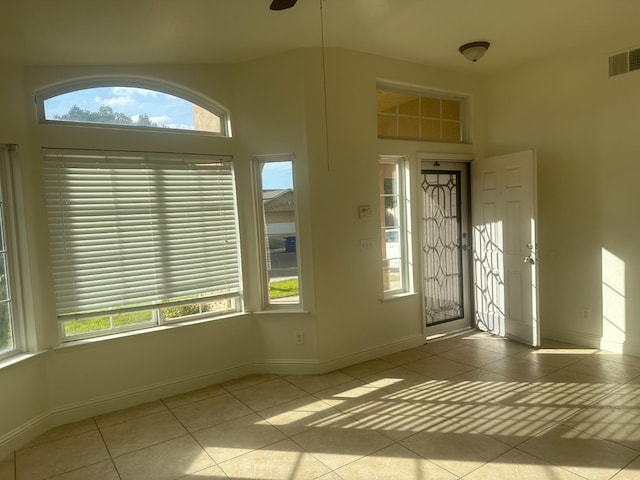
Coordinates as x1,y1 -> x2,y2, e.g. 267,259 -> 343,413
254,156 -> 300,308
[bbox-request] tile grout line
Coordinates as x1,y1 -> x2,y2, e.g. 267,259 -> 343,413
92,416 -> 123,480
158,395 -> 216,472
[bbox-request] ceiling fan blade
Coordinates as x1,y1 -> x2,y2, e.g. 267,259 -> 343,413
270,0 -> 297,10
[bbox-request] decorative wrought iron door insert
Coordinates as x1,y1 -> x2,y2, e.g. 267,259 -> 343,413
421,171 -> 464,325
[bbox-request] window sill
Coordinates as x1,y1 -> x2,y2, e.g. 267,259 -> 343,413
0,350 -> 48,371
379,292 -> 417,303
55,311 -> 250,350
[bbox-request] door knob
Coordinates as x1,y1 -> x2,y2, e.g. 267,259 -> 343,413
523,255 -> 536,265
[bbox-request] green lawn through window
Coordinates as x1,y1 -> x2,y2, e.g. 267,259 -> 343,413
269,278 -> 299,299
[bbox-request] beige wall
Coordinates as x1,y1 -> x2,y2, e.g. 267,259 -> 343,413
485,33 -> 640,355
6,33 -> 638,457
313,48 -> 485,363
0,49 -> 486,456
0,50 -> 468,454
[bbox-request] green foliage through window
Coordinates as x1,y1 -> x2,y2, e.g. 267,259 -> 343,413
41,85 -> 226,134
54,105 -> 159,127
0,301 -> 12,352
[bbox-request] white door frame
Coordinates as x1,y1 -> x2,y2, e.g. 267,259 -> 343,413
418,153 -> 474,339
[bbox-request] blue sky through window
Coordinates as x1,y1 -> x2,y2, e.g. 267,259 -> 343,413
44,86 -> 198,130
262,162 -> 293,190
44,86 -> 291,188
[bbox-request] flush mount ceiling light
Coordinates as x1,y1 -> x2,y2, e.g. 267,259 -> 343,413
270,0 -> 298,10
459,41 -> 490,62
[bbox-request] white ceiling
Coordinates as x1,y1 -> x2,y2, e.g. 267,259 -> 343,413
2,0 -> 639,72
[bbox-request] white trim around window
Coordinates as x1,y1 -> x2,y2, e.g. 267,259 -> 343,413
379,155 -> 412,298
0,145 -> 25,359
253,154 -> 301,310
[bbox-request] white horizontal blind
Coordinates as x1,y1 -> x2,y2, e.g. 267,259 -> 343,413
43,149 -> 241,319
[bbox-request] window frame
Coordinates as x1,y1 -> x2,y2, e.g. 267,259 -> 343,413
376,84 -> 469,143
43,148 -> 244,342
35,78 -> 232,137
253,154 -> 302,310
0,145 -> 25,359
379,155 -> 412,298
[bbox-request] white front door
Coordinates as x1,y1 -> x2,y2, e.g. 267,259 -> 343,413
471,150 -> 540,346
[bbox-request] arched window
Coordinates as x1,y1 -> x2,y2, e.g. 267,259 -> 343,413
38,79 -> 239,342
36,80 -> 231,136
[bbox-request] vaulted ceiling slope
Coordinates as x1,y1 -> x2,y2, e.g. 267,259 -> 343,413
1,0 -> 639,72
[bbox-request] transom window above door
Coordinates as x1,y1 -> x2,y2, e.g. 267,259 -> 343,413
376,85 -> 467,143
37,82 -> 230,136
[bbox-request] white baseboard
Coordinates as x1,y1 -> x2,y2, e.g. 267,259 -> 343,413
600,337 -> 640,357
0,412 -> 51,461
543,327 -> 640,357
255,334 -> 426,375
252,358 -> 321,375
543,327 -> 602,349
317,334 -> 426,373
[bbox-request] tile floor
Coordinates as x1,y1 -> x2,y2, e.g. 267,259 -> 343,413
3,331 -> 640,479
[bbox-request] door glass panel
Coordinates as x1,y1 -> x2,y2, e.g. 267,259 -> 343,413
421,171 -> 464,324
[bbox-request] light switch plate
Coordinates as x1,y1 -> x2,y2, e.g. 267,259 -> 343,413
358,205 -> 371,218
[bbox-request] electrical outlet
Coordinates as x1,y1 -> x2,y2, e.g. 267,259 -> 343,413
295,331 -> 304,345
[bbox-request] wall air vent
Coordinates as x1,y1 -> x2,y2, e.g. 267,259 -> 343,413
609,48 -> 640,77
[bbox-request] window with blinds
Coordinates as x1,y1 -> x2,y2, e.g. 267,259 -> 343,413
43,149 -> 242,340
